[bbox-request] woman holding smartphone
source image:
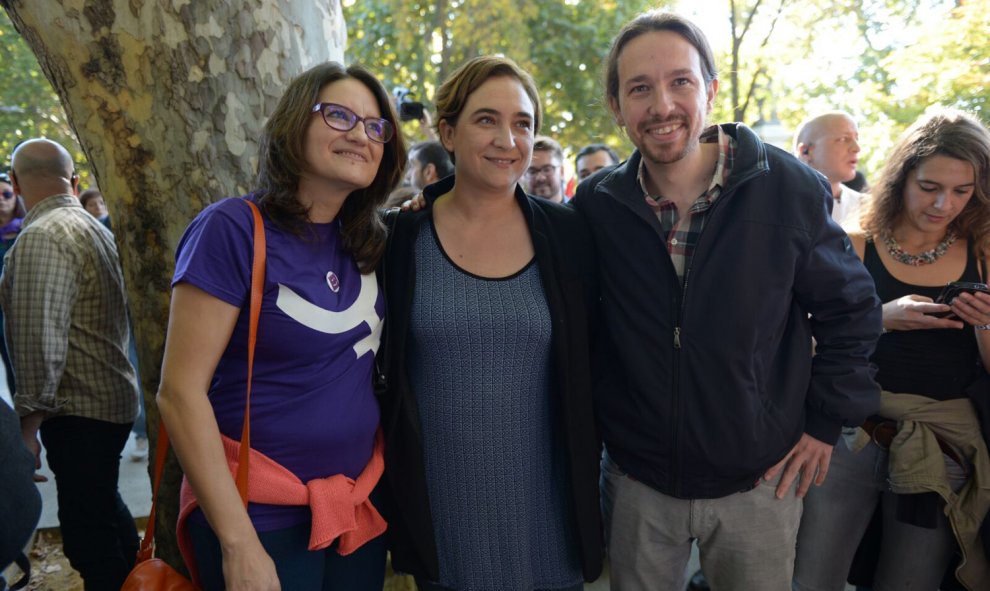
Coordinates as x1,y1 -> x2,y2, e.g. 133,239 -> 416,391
379,55 -> 602,591
157,62 -> 405,591
794,109 -> 990,590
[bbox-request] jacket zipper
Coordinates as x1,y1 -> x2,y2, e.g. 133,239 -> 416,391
669,166 -> 764,496
597,156 -> 767,496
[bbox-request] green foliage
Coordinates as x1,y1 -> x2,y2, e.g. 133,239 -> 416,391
5,1 -> 986,187
0,12 -> 88,181
344,0 -> 666,164
877,1 -> 990,119
345,0 -> 984,179
847,1 -> 990,176
706,0 -> 988,180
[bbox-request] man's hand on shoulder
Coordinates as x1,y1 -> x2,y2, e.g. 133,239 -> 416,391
401,193 -> 428,212
763,433 -> 833,499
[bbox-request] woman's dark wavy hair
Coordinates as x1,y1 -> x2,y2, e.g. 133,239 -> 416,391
256,62 -> 406,273
861,108 -> 990,258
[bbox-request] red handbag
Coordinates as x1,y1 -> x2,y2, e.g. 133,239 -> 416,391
122,560 -> 199,591
118,423 -> 201,590
121,200 -> 264,590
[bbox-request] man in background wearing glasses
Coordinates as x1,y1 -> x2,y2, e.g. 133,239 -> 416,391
524,135 -> 566,203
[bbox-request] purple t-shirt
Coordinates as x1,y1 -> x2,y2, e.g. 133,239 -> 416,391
173,196 -> 383,531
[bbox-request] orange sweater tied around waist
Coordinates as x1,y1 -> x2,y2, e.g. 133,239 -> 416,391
176,429 -> 386,585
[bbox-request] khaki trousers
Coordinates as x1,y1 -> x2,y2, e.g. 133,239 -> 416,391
601,451 -> 802,591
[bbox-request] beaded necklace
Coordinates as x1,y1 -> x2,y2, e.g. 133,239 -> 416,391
882,230 -> 957,266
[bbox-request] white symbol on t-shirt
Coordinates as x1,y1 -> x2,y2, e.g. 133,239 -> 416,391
275,272 -> 382,357
326,271 -> 340,292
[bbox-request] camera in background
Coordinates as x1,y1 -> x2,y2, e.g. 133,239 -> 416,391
393,86 -> 426,122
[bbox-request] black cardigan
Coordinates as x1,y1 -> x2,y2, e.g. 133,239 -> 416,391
377,176 -> 603,583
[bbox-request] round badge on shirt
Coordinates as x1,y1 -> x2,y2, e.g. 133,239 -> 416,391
326,271 -> 340,293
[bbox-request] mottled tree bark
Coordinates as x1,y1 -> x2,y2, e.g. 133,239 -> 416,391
2,0 -> 346,570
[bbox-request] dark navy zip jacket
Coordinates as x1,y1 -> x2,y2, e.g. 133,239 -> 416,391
571,123 -> 881,499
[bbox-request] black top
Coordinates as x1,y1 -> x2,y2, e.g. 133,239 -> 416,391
866,239 -> 982,400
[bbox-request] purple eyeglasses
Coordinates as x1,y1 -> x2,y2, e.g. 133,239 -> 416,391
311,102 -> 394,144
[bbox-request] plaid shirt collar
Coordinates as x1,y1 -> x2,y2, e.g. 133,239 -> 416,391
634,125 -> 737,284
637,125 -> 734,208
23,194 -> 81,229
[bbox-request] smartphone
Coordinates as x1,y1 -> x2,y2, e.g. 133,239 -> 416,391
936,281 -> 990,305
929,281 -> 990,319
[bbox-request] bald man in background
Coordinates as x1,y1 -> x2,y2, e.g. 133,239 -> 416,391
794,111 -> 864,225
0,139 -> 139,590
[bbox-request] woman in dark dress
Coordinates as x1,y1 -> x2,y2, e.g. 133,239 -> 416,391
379,55 -> 602,591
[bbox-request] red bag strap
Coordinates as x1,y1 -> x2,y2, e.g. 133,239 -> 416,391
137,199 -> 266,562
238,199 -> 265,501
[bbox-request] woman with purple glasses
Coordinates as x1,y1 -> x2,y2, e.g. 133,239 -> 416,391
0,172 -> 26,399
156,62 -> 405,591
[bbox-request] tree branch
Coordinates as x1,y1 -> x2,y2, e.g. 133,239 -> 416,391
738,0 -> 764,44
740,65 -> 765,121
757,0 -> 788,51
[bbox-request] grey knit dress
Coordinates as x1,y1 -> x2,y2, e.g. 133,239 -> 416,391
407,222 -> 582,591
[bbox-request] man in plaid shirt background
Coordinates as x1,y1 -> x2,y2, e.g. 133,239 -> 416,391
1,138 -> 140,591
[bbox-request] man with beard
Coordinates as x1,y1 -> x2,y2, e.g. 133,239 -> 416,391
570,11 -> 882,590
405,140 -> 454,191
523,136 -> 565,203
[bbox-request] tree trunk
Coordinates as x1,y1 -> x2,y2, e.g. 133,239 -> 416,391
2,0 -> 346,570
